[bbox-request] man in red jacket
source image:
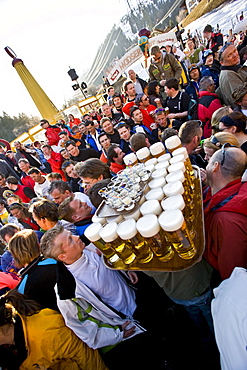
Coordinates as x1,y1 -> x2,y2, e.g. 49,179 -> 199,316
40,119 -> 61,151
204,146 -> 247,282
41,144 -> 66,181
197,76 -> 222,138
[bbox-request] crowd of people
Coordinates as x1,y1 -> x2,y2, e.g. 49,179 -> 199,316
0,20 -> 247,370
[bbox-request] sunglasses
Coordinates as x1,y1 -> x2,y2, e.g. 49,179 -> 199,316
220,142 -> 236,166
210,136 -> 222,148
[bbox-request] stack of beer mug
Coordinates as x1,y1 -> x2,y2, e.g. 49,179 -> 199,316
85,135 -> 204,271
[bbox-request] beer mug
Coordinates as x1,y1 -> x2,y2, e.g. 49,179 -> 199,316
155,160 -> 170,171
99,222 -> 136,265
145,158 -> 158,167
163,180 -> 184,197
158,209 -> 197,260
123,152 -> 138,166
149,142 -> 166,158
136,214 -> 174,262
151,168 -> 167,179
148,177 -> 166,190
117,219 -> 153,263
140,199 -> 162,216
165,135 -> 182,153
84,222 -> 116,259
145,187 -> 164,201
136,147 -> 152,163
157,153 -> 171,163
161,194 -> 185,211
123,208 -> 141,221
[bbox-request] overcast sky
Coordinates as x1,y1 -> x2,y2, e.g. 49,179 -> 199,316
0,0 -> 134,117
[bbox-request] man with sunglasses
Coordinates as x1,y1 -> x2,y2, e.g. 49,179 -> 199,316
204,144 -> 247,283
216,43 -> 247,108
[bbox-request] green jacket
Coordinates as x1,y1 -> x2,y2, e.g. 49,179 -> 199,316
149,52 -> 182,82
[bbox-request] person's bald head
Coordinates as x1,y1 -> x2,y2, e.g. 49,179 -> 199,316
206,146 -> 246,189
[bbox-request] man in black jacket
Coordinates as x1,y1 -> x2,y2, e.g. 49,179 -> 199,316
65,141 -> 100,163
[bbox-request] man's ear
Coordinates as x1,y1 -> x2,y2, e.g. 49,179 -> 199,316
212,161 -> 220,173
58,253 -> 66,262
72,214 -> 79,222
97,174 -> 104,181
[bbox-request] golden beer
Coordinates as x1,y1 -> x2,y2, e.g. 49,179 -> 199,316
99,222 -> 136,265
117,219 -> 153,263
136,214 -> 174,262
158,209 -> 197,260
84,222 -> 116,259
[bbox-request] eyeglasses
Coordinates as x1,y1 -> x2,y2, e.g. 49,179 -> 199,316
220,142 -> 236,166
142,97 -> 149,101
218,42 -> 233,61
194,120 -> 203,127
218,127 -> 229,132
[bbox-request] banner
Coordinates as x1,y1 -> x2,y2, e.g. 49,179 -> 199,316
107,31 -> 177,84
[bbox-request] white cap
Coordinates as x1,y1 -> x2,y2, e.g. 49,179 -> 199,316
169,154 -> 185,164
163,181 -> 184,196
157,153 -> 171,162
158,209 -> 184,231
166,170 -> 185,183
165,136 -> 181,150
123,208 -> 141,221
123,152 -> 138,166
168,162 -> 186,173
84,222 -> 102,242
106,214 -> 123,224
140,199 -> 162,216
136,214 -> 160,237
172,147 -> 189,159
145,158 -> 158,166
99,222 -> 118,242
136,147 -> 150,160
155,161 -> 169,170
151,168 -> 167,179
145,187 -> 164,201
148,177 -> 166,189
92,214 -> 106,225
149,142 -> 165,156
117,219 -> 137,239
161,194 -> 185,211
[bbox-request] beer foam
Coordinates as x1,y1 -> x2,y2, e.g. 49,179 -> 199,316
166,170 -> 185,183
163,181 -> 184,196
84,222 -> 102,242
155,161 -> 169,170
99,222 -> 118,242
136,147 -> 150,160
136,214 -> 160,238
117,219 -> 137,240
145,158 -> 158,166
168,162 -> 186,173
165,135 -> 181,150
145,188 -> 164,201
106,214 -> 123,224
123,152 -> 138,166
169,154 -> 185,164
149,142 -> 165,156
123,208 -> 141,221
161,194 -> 185,211
140,199 -> 162,216
151,168 -> 167,179
158,209 -> 184,231
157,153 -> 171,162
172,147 -> 189,159
148,177 -> 166,189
